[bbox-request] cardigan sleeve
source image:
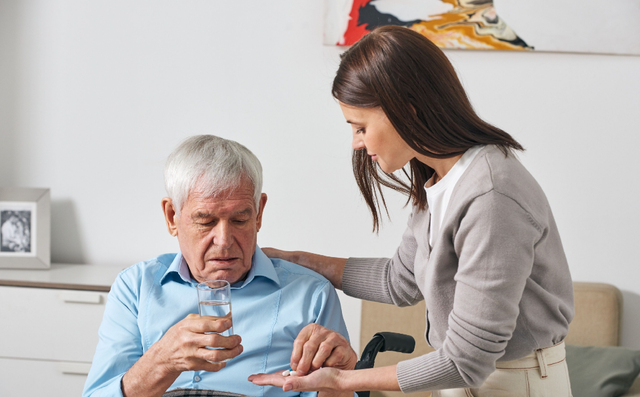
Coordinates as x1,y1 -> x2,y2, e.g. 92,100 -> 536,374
342,210 -> 424,307
341,208 -> 468,391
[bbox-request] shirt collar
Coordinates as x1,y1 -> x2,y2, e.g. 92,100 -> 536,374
234,245 -> 280,289
160,246 -> 280,288
159,253 -> 192,285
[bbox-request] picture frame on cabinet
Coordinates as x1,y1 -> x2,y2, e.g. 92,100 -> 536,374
0,187 -> 50,269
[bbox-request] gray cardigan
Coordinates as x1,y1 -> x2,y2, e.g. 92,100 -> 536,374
342,145 -> 574,391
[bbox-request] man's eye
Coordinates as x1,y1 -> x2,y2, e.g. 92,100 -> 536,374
233,219 -> 249,225
356,128 -> 365,134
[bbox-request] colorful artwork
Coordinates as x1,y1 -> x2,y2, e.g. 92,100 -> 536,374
324,0 -> 640,55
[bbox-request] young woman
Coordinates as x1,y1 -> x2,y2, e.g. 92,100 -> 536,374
250,26 -> 574,396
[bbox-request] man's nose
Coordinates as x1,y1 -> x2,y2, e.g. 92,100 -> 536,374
352,133 -> 365,151
213,222 -> 233,249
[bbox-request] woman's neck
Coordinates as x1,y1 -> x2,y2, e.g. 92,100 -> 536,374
416,153 -> 464,184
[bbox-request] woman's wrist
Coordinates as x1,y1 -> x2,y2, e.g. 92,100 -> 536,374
336,369 -> 358,391
308,252 -> 346,290
338,366 -> 401,392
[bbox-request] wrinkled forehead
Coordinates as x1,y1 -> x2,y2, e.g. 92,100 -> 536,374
188,177 -> 256,207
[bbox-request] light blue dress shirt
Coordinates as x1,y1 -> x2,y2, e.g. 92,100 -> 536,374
83,247 -> 350,397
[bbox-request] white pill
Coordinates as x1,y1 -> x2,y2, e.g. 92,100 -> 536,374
282,370 -> 291,376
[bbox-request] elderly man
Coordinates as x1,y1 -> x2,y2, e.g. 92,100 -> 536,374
83,135 -> 357,397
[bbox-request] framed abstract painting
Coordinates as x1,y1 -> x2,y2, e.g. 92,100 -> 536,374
324,0 -> 640,55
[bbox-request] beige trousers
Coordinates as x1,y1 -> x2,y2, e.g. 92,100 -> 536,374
432,342 -> 572,397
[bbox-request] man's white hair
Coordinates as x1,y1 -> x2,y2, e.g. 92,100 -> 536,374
164,135 -> 263,216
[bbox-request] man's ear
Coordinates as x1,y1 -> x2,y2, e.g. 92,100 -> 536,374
256,193 -> 268,232
161,197 -> 179,236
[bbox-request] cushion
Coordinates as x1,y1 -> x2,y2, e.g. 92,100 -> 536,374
566,344 -> 640,397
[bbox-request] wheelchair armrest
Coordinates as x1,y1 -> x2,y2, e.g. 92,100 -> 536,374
356,332 -> 416,370
375,332 -> 416,354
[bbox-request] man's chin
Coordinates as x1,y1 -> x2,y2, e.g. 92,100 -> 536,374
200,270 -> 249,285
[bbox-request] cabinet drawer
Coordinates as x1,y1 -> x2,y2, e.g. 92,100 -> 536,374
0,357 -> 91,397
0,286 -> 107,362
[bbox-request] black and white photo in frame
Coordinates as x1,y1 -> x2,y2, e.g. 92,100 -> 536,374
0,188 -> 50,269
0,202 -> 36,254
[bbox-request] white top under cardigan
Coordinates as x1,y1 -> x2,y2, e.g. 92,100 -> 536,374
425,145 -> 483,247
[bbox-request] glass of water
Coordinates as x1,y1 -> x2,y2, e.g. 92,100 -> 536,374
197,280 -> 233,361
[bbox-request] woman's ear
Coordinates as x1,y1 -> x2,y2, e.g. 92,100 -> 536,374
161,197 -> 179,236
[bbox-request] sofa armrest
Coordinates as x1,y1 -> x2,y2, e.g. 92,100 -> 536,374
565,282 -> 622,347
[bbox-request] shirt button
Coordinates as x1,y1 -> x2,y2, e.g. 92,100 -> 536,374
194,375 -> 201,382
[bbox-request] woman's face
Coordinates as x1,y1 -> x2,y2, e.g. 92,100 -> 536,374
339,103 -> 416,173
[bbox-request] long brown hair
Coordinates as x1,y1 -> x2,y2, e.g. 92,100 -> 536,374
332,25 -> 524,232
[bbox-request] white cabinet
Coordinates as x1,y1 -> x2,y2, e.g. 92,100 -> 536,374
0,264 -> 123,397
0,357 -> 93,396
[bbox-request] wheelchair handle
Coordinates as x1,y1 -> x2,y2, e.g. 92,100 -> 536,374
355,332 -> 416,397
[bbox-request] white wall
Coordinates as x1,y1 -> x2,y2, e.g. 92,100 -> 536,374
1,0 -> 639,353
